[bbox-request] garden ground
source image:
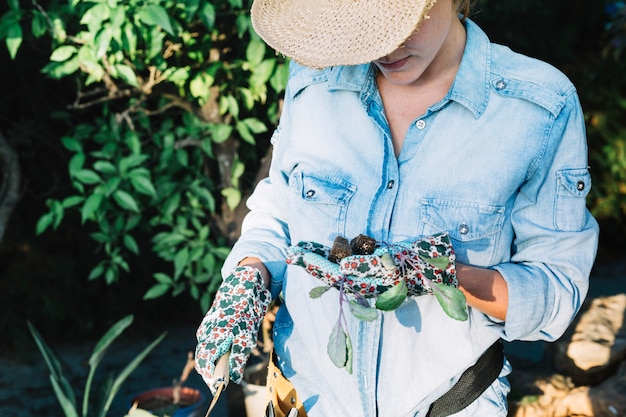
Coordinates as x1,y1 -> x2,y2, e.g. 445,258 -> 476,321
1,256 -> 624,417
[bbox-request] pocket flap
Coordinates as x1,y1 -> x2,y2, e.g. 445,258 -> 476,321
421,199 -> 505,242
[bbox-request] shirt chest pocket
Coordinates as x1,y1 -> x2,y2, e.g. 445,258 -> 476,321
420,198 -> 506,266
288,170 -> 356,239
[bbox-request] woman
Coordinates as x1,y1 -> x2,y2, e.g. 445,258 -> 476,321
195,0 -> 599,416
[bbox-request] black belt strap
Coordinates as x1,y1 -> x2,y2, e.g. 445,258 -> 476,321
427,340 -> 504,417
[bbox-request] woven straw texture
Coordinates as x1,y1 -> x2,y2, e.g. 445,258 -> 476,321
251,0 -> 438,68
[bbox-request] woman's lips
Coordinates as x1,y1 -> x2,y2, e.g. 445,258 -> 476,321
378,56 -> 409,70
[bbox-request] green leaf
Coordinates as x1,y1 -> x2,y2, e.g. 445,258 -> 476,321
36,212 -> 54,235
5,22 -> 22,60
100,331 -> 167,416
199,2 -> 216,29
102,177 -> 121,196
88,264 -> 105,280
27,322 -> 78,414
42,57 -> 81,79
31,13 -> 47,38
418,254 -> 451,270
327,321 -> 348,369
139,4 -> 174,35
143,283 -> 171,300
73,169 -> 101,184
113,190 -> 140,212
309,286 -> 331,299
375,279 -> 408,311
242,117 -> 268,134
96,26 -> 113,58
89,315 -> 133,368
153,273 -> 173,284
270,62 -> 290,93
49,375 -> 79,417
82,193 -> 104,222
345,331 -> 353,374
174,247 -> 189,279
221,187 -> 241,211
61,136 -> 82,152
209,123 -> 233,143
27,321 -> 66,383
431,283 -> 468,321
115,64 -> 138,87
7,0 -> 18,11
50,45 -> 77,62
123,234 -> 139,254
231,158 -> 244,185
236,120 -> 255,145
94,160 -> 117,174
246,39 -> 266,66
130,175 -> 156,197
250,59 -> 275,86
235,13 -> 249,37
62,195 -> 84,208
348,300 -> 378,322
190,72 -> 214,100
119,154 -> 148,173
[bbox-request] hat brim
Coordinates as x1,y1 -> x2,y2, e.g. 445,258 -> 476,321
251,0 -> 438,68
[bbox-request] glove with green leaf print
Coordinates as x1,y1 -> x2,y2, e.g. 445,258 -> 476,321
195,266 -> 271,394
286,232 -> 466,319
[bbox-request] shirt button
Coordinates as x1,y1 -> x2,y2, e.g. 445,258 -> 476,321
386,180 -> 395,189
495,80 -> 507,90
577,181 -> 585,191
415,120 -> 426,130
305,189 -> 315,198
458,222 -> 470,235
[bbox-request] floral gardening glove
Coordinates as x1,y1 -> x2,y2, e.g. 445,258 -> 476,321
195,266 -> 271,394
286,232 -> 458,298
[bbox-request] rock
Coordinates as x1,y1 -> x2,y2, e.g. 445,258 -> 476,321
587,361 -> 626,417
329,235 -> 352,263
512,362 -> 626,417
554,294 -> 626,386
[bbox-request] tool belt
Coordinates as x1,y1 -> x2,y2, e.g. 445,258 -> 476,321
264,340 -> 503,417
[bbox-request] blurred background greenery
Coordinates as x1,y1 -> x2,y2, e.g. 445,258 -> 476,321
0,0 -> 624,351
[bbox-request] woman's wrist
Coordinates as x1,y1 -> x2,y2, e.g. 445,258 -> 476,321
456,263 -> 508,321
237,257 -> 271,288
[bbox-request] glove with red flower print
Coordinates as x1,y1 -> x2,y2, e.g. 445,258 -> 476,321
195,266 -> 271,394
286,232 -> 457,297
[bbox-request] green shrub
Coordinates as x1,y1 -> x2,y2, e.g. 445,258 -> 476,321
1,0 -> 288,311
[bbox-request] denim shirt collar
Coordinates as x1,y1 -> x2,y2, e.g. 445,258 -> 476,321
324,18 -> 491,119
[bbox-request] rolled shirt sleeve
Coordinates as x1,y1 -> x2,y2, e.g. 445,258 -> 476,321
493,90 -> 599,341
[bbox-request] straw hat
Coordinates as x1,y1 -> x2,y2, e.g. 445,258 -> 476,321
251,0 -> 439,68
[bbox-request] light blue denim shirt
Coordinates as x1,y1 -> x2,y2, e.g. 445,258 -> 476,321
223,19 -> 599,417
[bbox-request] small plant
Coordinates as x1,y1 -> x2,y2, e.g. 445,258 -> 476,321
292,234 -> 467,373
28,314 -> 166,417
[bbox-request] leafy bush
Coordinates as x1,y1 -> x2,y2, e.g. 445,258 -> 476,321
0,0 -> 288,311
